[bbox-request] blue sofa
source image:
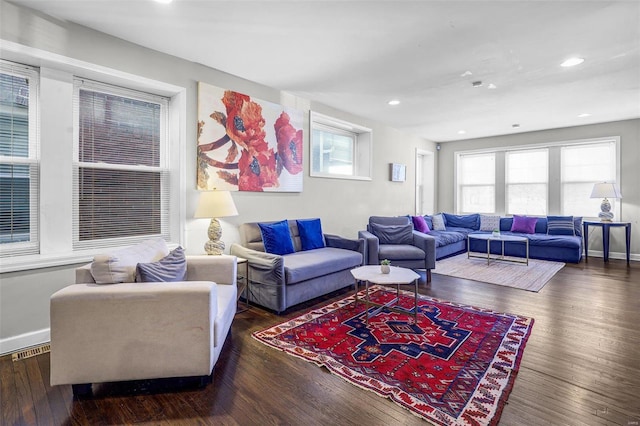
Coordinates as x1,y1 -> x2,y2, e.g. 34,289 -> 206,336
420,213 -> 583,263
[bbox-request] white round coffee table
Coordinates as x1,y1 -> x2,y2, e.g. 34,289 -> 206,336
351,265 -> 420,323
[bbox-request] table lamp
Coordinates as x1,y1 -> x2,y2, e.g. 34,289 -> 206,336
590,182 -> 622,222
194,190 -> 238,255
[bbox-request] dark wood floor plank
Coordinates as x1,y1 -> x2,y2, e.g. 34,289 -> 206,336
1,258 -> 638,425
0,355 -> 22,426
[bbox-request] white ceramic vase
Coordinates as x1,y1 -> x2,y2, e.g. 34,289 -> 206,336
381,264 -> 391,274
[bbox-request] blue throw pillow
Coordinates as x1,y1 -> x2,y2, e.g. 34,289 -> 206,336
136,246 -> 187,282
259,220 -> 295,255
443,213 -> 480,230
296,218 -> 325,251
573,216 -> 583,237
547,216 -> 575,236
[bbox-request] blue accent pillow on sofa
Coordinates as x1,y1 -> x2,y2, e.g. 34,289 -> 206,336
259,220 -> 295,255
296,218 -> 325,251
443,213 -> 480,230
136,246 -> 187,282
547,216 -> 575,235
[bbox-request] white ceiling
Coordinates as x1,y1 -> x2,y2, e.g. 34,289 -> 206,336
10,0 -> 640,142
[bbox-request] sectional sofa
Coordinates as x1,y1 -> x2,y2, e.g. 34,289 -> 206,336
417,213 -> 583,263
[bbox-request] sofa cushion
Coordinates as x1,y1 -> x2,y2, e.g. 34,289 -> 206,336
136,246 -> 187,282
370,223 -> 413,245
90,238 -> 169,284
378,244 -> 425,261
431,214 -> 446,231
479,214 -> 501,231
547,215 -> 576,236
443,213 -> 480,230
283,247 -> 363,285
511,215 -> 538,234
259,220 -> 295,255
296,218 -> 326,251
412,215 -> 430,233
428,229 -> 469,248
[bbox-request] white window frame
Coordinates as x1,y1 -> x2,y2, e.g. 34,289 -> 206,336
455,152 -> 496,214
72,79 -> 171,250
310,111 -> 372,181
0,60 -> 39,258
454,137 -> 620,218
505,148 -> 549,216
0,40 -> 186,273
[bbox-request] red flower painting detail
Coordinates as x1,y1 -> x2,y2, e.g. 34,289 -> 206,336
275,112 -> 303,175
197,87 -> 303,192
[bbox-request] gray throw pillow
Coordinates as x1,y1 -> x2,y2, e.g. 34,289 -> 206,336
136,246 -> 187,282
432,214 -> 446,231
370,223 -> 413,245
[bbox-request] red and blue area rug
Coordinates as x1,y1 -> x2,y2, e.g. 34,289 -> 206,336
253,286 -> 534,425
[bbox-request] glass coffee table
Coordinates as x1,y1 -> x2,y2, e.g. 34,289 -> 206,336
351,265 -> 420,323
467,233 -> 529,265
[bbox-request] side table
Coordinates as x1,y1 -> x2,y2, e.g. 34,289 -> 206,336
236,256 -> 250,312
583,221 -> 631,265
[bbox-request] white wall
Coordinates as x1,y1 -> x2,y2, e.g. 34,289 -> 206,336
436,119 -> 640,259
0,0 -> 434,352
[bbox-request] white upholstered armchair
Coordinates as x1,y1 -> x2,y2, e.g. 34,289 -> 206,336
50,240 -> 237,398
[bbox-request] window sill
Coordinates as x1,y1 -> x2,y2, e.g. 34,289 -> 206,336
309,173 -> 372,181
0,252 -> 95,274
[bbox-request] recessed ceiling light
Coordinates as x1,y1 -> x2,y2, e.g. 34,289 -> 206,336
561,57 -> 584,67
388,99 -> 400,106
461,71 -> 473,77
153,0 -> 172,4
578,113 -> 591,118
458,130 -> 466,135
487,83 -> 497,89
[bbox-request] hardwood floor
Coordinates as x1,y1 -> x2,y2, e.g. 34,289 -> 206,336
2,259 -> 639,425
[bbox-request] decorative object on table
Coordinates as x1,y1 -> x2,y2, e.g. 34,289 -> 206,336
253,286 -> 533,425
434,253 -> 565,292
194,190 -> 239,255
492,229 -> 500,237
389,163 -> 406,182
590,182 -> 622,222
380,259 -> 391,274
197,82 -> 304,192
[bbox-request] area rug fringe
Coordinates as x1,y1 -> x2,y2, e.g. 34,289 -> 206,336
253,286 -> 534,425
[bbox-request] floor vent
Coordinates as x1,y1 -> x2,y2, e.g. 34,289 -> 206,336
12,344 -> 50,362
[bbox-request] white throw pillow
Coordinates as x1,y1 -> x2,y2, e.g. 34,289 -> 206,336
432,214 -> 446,231
479,215 -> 501,232
90,238 -> 169,284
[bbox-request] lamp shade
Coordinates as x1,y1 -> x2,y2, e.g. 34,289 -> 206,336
194,191 -> 238,218
590,182 -> 622,199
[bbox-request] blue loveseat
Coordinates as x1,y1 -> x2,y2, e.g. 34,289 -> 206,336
418,213 -> 583,263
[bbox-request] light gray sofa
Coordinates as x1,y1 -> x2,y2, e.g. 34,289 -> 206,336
50,252 -> 237,397
230,220 -> 365,313
358,216 -> 436,282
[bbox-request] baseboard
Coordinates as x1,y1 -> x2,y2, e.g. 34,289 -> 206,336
0,328 -> 50,356
585,250 -> 639,262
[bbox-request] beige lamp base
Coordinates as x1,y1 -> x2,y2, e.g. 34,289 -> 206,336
204,218 -> 225,255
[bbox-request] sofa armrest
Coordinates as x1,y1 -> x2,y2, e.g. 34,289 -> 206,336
50,281 -> 218,385
325,234 -> 365,259
358,230 -> 379,265
412,231 -> 436,269
230,243 -> 285,287
186,255 -> 237,285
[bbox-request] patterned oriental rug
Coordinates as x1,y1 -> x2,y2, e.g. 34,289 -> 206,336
253,286 -> 534,426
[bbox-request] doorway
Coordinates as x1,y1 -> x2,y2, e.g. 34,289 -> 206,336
415,149 -> 435,215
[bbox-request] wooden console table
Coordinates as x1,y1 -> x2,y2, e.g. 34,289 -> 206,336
583,221 -> 631,265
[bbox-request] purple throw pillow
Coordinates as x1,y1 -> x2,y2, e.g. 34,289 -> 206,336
412,215 -> 430,233
510,215 -> 538,234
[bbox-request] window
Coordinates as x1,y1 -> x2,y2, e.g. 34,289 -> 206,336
506,149 -> 548,215
561,141 -> 617,216
73,79 -> 170,250
454,138 -> 619,218
310,111 -> 372,180
456,152 -> 495,213
0,61 -> 39,257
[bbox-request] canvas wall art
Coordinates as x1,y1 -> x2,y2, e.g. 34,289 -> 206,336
197,82 -> 304,192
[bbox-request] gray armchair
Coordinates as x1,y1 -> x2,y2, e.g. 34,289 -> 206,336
358,216 -> 435,282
